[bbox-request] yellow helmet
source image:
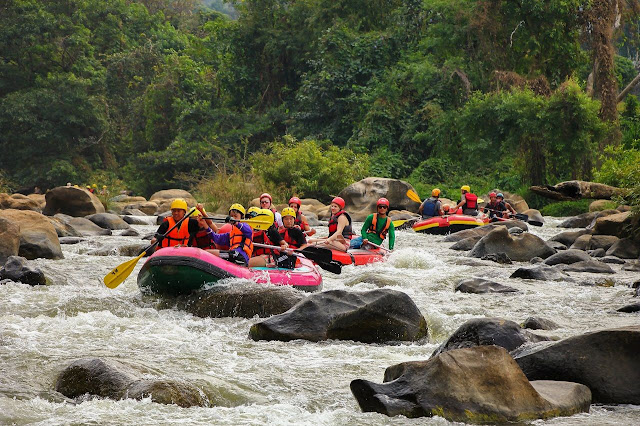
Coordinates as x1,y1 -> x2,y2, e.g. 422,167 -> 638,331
92,184 -> 97,188
461,185 -> 471,192
432,188 -> 441,197
102,185 -> 107,188
170,198 -> 188,211
259,208 -> 275,222
247,206 -> 261,217
229,203 -> 246,216
281,207 -> 296,218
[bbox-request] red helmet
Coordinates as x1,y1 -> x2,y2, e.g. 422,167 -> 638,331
259,193 -> 272,202
376,197 -> 390,207
331,196 -> 345,209
489,192 -> 497,198
288,197 -> 301,207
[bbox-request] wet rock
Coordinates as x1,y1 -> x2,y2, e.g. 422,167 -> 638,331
0,216 -> 20,262
54,214 -> 112,236
123,201 -> 158,216
46,216 -> 82,238
123,215 -> 155,225
569,234 -> 619,251
558,212 -> 597,228
481,252 -> 512,264
508,226 -> 524,235
179,282 -> 304,319
616,303 -> 640,313
633,280 -> 640,297
593,211 -> 632,237
58,237 -> 85,244
123,379 -> 206,407
568,234 -> 591,250
431,318 -> 549,357
0,209 -> 63,260
600,256 -> 626,264
453,258 -> 487,267
469,226 -> 555,262
0,192 -> 42,211
530,257 -> 544,264
142,233 -> 154,240
521,208 -> 544,224
350,345 -> 590,421
86,213 -> 131,230
449,236 -> 480,251
0,256 -> 46,285
455,278 -> 518,294
605,238 -> 640,259
337,178 -> 420,221
117,243 -> 148,256
514,326 -> 640,404
559,260 -> 614,274
545,241 -> 567,251
249,289 -> 427,343
588,248 -> 605,257
510,265 -> 571,281
444,221 -> 528,242
622,261 -> 640,272
544,249 -> 591,266
43,186 -> 105,217
522,317 -> 559,330
156,211 -> 171,224
548,229 -> 591,246
149,189 -> 196,214
120,228 -> 140,237
121,208 -> 147,216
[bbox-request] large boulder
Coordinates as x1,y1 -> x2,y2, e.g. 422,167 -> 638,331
0,193 -> 42,211
0,255 -> 47,285
149,189 -> 196,214
544,249 -> 592,266
54,214 -> 112,236
431,318 -> 549,358
444,221 -> 528,243
606,238 -> 640,259
455,278 -> 518,294
0,216 -> 20,262
529,180 -> 625,201
569,234 -> 619,251
249,289 -> 428,343
514,326 -> 640,404
123,201 -> 158,216
46,216 -> 83,237
350,345 -> 591,421
337,178 -> 420,221
593,211 -> 633,238
510,265 -> 572,281
548,229 -> 591,246
179,283 -> 305,318
0,209 -> 63,260
558,210 -> 618,228
43,186 -> 105,217
469,226 -> 555,261
85,213 -> 131,230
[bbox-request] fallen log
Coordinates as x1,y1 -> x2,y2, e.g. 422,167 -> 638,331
529,180 -> 626,201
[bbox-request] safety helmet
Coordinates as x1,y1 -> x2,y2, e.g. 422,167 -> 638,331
331,196 -> 345,209
489,192 -> 497,198
281,207 -> 296,218
170,198 -> 188,211
288,197 -> 302,207
229,203 -> 246,216
432,188 -> 441,197
247,206 -> 261,218
496,193 -> 504,199
461,185 -> 471,192
86,185 -> 91,189
92,184 -> 97,188
259,193 -> 272,202
259,208 -> 275,222
103,185 -> 107,188
376,197 -> 390,207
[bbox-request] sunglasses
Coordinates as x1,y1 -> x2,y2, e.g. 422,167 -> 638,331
377,205 -> 388,209
260,200 -> 270,204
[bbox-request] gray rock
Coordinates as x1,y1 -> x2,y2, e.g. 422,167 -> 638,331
508,226 -> 524,235
54,214 -> 112,236
0,255 -> 46,285
480,252 -> 512,264
469,226 -> 555,261
455,278 -> 518,294
450,236 -> 481,251
622,261 -> 640,272
123,379 -> 206,407
120,229 -> 140,237
559,260 -> 614,274
558,212 -> 597,228
122,215 -> 151,225
46,216 -> 83,238
600,256 -> 626,264
616,303 -> 640,313
121,208 -> 146,216
59,237 -> 85,244
43,186 -> 105,217
530,257 -> 544,264
444,221 -> 528,243
569,234 -> 591,250
510,265 -> 571,281
605,238 -> 640,259
522,316 -> 559,330
546,241 -> 567,251
85,213 -> 131,230
548,229 -> 591,246
588,248 -> 606,257
544,249 -> 591,266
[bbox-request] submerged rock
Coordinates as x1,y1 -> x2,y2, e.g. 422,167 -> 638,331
455,278 -> 518,294
559,260 -> 614,274
481,252 -> 512,264
616,303 -> 640,313
510,265 -> 572,281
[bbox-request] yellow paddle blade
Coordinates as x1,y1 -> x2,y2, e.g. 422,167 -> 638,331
406,189 -> 422,203
392,219 -> 407,227
103,251 -> 146,289
478,198 -> 485,203
243,217 -> 274,231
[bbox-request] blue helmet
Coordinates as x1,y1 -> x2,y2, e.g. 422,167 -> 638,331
496,193 -> 504,199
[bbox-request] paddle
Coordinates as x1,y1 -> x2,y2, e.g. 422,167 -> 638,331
483,208 -> 543,227
202,215 -> 274,231
252,243 -> 342,274
103,207 -> 197,289
406,189 -> 422,204
364,240 -> 391,253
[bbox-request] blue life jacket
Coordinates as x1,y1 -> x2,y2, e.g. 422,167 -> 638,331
422,198 -> 439,218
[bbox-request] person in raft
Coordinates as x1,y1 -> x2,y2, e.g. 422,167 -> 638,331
248,207 -> 289,267
496,193 -> 517,217
418,188 -> 444,219
150,199 -> 209,250
272,207 -> 309,269
349,197 -> 395,251
308,196 -> 353,251
452,185 -> 479,216
204,204 -> 253,266
288,197 -> 316,236
259,192 -> 283,228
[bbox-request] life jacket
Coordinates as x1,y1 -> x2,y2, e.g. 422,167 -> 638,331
464,193 -> 478,210
328,210 -> 353,239
193,229 -> 215,249
294,211 -> 304,227
252,229 -> 270,256
229,223 -> 253,259
422,197 -> 440,218
367,214 -> 390,240
279,227 -> 302,249
159,217 -> 190,248
215,223 -> 232,250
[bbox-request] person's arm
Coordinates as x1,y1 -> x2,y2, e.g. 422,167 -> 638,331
387,221 -> 395,250
418,201 -> 425,215
360,215 -> 373,238
150,221 -> 169,245
506,202 -> 516,214
300,214 -> 316,236
436,201 -> 443,216
327,215 -> 348,243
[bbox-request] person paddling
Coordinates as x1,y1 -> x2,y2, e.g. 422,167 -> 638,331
248,207 -> 289,267
483,192 -> 503,220
350,198 -> 395,251
205,204 -> 254,266
308,196 -> 353,251
270,207 -> 310,269
452,185 -> 479,216
418,188 -> 444,219
288,197 -> 316,236
259,193 -> 283,228
151,199 -> 207,250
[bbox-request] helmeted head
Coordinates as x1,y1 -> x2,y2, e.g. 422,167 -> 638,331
170,198 -> 188,221
247,206 -> 261,218
330,196 -> 345,214
432,188 -> 440,197
288,197 -> 302,211
496,193 -> 504,200
489,192 -> 497,201
259,193 -> 273,209
92,184 -> 97,188
376,198 -> 390,215
229,203 -> 246,219
281,207 -> 296,227
461,185 -> 470,193
259,208 -> 275,226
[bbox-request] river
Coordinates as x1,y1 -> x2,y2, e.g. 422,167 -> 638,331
1,218 -> 639,425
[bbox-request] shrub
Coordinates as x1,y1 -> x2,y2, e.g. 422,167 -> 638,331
539,199 -> 592,217
593,146 -> 640,188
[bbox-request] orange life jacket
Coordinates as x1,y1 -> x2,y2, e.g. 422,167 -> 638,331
279,227 -> 303,249
229,224 -> 253,258
367,213 -> 390,240
159,217 -> 190,248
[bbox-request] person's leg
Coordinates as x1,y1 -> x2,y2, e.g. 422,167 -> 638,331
249,255 -> 267,267
349,236 -> 363,249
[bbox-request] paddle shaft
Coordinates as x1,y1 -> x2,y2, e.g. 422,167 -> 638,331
364,240 -> 391,253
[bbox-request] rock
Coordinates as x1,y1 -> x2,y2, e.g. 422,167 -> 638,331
122,215 -> 152,225
606,238 -> 640,259
156,211 -> 171,224
481,252 -> 512,264
469,226 -> 555,261
593,211 -> 633,237
178,282 -> 304,318
544,249 -> 591,266
120,229 -> 140,237
549,229 -> 591,246
522,317 -> 559,330
0,216 -> 20,262
123,379 -> 206,407
54,214 -> 112,236
530,257 -> 544,264
455,278 -> 518,294
589,199 -> 615,211
337,178 -> 421,221
569,235 -> 618,251
117,243 -> 148,256
0,209 -> 63,260
59,237 -> 85,244
350,345 -> 590,421
431,318 -> 549,357
514,326 -> 640,403
0,255 -> 46,285
510,265 -> 571,281
559,260 -> 614,274
588,248 -> 605,257
559,212 -> 597,228
616,303 -> 640,313
508,226 -> 524,235
449,236 -> 480,251
123,201 -> 158,216
444,221 -> 528,242
521,208 -> 544,224
569,234 -> 591,250
109,195 -> 147,204
301,210 -> 321,226
85,213 -> 131,230
121,208 -> 147,216
546,241 -> 567,251
249,289 -> 427,343
46,216 -> 82,237
149,189 -> 196,214
529,180 -> 625,201
27,193 -> 46,209
0,192 -> 42,211
43,186 -> 105,217
600,255 -> 626,264
623,261 -> 640,272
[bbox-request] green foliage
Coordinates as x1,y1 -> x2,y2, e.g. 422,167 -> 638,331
594,146 -> 640,188
539,200 -> 592,217
252,136 -> 369,202
615,55 -> 637,88
621,95 -> 640,149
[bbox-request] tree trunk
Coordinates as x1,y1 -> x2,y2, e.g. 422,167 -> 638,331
591,0 -> 619,124
617,72 -> 640,103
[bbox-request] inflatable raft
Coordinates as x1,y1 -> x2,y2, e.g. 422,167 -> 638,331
412,214 -> 489,235
330,247 -> 386,266
138,247 -> 322,295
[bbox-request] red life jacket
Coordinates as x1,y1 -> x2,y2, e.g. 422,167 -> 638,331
464,193 -> 478,209
159,217 -> 190,248
229,224 -> 253,258
367,214 -> 390,240
328,210 -> 353,239
252,229 -> 271,256
193,229 -> 215,249
279,227 -> 303,249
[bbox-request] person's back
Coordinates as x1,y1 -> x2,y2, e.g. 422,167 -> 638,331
421,196 -> 441,219
462,192 -> 478,216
